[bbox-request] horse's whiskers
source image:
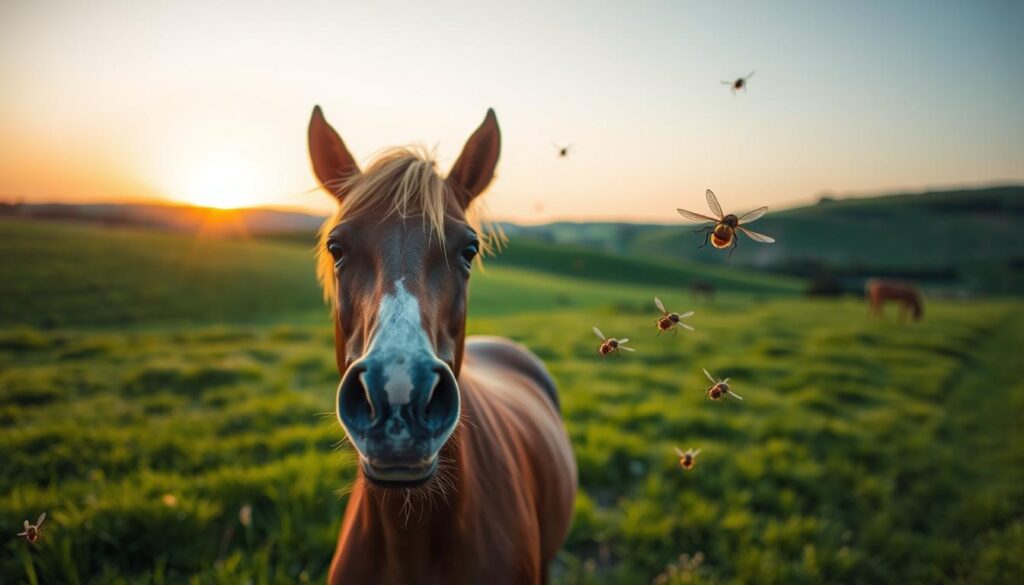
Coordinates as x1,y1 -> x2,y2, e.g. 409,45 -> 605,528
400,491 -> 416,527
335,475 -> 361,499
458,411 -> 481,432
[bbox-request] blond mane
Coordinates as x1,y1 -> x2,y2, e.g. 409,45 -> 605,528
316,146 -> 502,302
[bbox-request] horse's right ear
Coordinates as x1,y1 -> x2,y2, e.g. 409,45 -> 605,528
308,105 -> 360,203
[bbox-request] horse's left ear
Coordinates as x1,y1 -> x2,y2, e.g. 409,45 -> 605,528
447,109 -> 501,209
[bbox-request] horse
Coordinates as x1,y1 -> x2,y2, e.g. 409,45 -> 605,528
866,278 -> 924,322
307,105 -> 577,584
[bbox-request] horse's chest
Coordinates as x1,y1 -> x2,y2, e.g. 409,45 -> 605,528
373,538 -> 539,585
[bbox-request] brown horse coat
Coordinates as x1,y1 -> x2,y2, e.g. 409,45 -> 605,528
866,278 -> 924,321
330,338 -> 576,584
306,106 -> 576,584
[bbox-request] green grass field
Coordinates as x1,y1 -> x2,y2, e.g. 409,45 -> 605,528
2,218 -> 1023,584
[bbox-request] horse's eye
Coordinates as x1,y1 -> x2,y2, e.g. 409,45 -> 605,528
327,241 -> 344,265
461,243 -> 479,267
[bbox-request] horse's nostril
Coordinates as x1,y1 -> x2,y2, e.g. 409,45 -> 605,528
338,364 -> 375,433
422,366 -> 459,436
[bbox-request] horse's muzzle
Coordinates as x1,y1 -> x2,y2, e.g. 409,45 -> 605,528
360,457 -> 439,487
336,356 -> 460,485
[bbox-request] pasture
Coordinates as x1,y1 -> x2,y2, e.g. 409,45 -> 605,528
2,218 -> 1023,584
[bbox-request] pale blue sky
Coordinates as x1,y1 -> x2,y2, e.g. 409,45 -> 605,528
1,0 -> 1021,222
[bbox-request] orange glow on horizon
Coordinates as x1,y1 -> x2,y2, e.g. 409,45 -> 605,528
193,207 -> 251,239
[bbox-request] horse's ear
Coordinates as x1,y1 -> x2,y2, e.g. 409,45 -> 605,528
447,109 -> 501,209
308,105 -> 360,203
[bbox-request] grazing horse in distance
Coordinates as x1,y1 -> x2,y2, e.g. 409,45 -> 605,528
866,279 -> 924,322
307,105 -> 577,584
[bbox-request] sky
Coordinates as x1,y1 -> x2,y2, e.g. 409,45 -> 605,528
1,0 -> 1022,223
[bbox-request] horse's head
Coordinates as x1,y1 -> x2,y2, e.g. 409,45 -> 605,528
308,106 -> 500,487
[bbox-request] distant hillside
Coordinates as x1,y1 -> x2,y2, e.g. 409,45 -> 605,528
500,222 -> 664,255
0,202 -> 326,236
6,185 -> 1022,295
488,239 -> 801,295
511,186 -> 1024,295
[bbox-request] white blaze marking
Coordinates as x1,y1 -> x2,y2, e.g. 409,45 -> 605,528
383,363 -> 414,406
367,278 -> 433,406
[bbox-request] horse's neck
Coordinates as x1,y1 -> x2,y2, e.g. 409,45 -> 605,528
336,425 -> 474,579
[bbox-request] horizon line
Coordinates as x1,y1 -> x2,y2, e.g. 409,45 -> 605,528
2,179 -> 1020,225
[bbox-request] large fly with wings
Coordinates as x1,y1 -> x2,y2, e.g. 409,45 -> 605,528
677,189 -> 776,258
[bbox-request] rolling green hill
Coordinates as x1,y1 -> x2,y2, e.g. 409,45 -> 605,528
11,185 -> 1022,294
487,239 -> 802,295
630,186 -> 1024,266
0,219 -> 324,328
512,186 -> 1024,295
0,218 -> 798,328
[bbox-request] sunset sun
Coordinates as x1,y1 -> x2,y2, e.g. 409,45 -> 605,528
172,156 -> 262,209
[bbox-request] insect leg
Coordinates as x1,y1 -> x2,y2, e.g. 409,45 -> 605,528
697,228 -> 713,249
728,238 -> 738,259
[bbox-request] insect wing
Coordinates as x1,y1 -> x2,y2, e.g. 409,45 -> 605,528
745,71 -> 755,80
620,346 -> 636,352
679,322 -> 695,331
738,226 -> 776,243
703,368 -> 717,384
618,338 -> 630,344
727,390 -> 744,400
37,513 -> 45,527
678,311 -> 694,318
23,520 -> 30,531
655,297 -> 666,313
677,208 -> 718,223
705,189 -> 725,218
738,206 -> 768,224
674,446 -> 685,457
593,326 -> 605,340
